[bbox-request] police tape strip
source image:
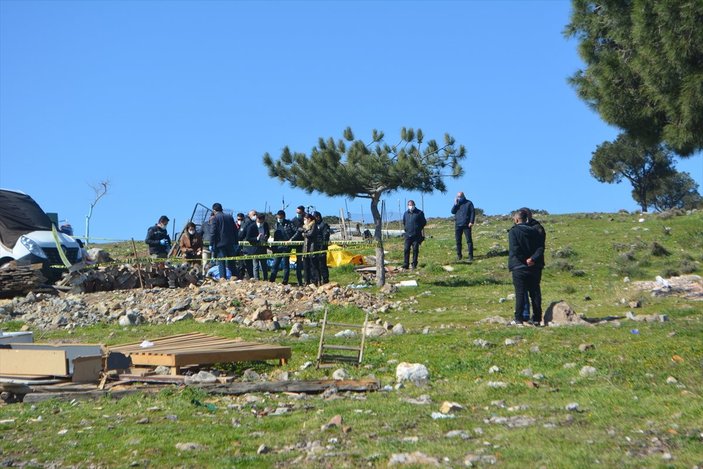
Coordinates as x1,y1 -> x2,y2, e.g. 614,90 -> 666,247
49,243 -> 373,270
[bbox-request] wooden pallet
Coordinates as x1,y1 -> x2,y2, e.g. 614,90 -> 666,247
109,332 -> 291,375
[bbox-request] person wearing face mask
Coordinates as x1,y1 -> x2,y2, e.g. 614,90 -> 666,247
451,191 -> 476,262
252,213 -> 270,280
145,215 -> 171,260
210,203 -> 239,281
241,210 -> 260,279
313,211 -> 331,284
301,213 -> 320,285
179,222 -> 203,263
402,200 -> 426,270
289,205 -> 307,286
269,210 -> 295,284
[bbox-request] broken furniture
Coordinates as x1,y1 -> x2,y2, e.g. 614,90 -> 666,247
108,332 -> 292,376
316,307 -> 369,368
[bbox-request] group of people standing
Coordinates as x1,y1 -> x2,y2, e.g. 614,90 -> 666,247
401,192 -> 545,327
144,203 -> 331,286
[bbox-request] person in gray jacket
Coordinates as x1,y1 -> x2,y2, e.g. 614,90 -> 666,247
451,191 -> 475,262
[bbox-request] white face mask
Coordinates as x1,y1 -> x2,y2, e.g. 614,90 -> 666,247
276,218 -> 283,223
188,230 -> 196,235
256,222 -> 262,228
250,216 -> 257,221
408,205 -> 415,211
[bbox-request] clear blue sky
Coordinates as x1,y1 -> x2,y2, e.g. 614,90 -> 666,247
1,0 -> 701,242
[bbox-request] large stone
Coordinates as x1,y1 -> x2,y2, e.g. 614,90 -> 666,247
396,362 -> 430,387
544,301 -> 588,326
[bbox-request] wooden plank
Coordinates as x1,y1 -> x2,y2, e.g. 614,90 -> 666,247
2,344 -> 104,374
125,346 -> 291,367
0,349 -> 67,376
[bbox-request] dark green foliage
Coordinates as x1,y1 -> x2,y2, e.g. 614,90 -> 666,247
589,133 -> 676,212
650,241 -> 671,257
552,259 -> 575,272
553,246 -> 576,258
565,0 -> 703,155
650,171 -> 703,211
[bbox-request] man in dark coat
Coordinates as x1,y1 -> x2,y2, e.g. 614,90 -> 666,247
269,210 -> 295,284
451,191 -> 475,262
402,200 -> 427,270
508,208 -> 543,325
314,211 -> 331,284
289,205 -> 306,286
210,203 -> 238,280
241,210 -> 259,279
145,215 -> 171,259
519,207 -> 546,321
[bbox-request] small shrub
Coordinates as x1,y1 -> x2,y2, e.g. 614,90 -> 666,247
552,259 -> 574,272
662,268 -> 680,278
650,242 -> 671,257
679,259 -> 698,274
571,269 -> 586,277
612,243 -> 629,252
553,246 -> 576,258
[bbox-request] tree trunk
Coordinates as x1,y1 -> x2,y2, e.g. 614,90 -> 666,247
369,194 -> 385,286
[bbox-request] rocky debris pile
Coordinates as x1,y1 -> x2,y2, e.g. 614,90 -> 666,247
0,281 -> 393,332
58,263 -> 200,293
631,275 -> 703,300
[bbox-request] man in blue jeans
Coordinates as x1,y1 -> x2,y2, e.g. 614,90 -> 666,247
209,203 -> 238,281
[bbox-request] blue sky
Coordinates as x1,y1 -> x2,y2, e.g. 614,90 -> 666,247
1,0 -> 701,242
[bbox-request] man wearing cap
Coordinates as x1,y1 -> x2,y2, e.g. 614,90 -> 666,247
289,205 -> 307,286
402,200 -> 426,270
145,215 -> 171,260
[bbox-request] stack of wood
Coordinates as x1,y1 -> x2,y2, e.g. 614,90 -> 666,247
57,262 -> 200,293
0,263 -> 48,298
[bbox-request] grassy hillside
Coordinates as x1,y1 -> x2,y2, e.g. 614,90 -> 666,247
1,210 -> 701,468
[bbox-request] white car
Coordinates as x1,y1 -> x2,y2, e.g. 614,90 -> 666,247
0,188 -> 83,282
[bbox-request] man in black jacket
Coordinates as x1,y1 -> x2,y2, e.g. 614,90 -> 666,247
451,191 -> 475,262
241,210 -> 259,279
314,211 -> 331,284
145,215 -> 171,260
289,205 -> 306,286
508,208 -> 543,325
519,207 -> 546,322
402,200 -> 426,270
269,210 -> 295,284
210,203 -> 238,280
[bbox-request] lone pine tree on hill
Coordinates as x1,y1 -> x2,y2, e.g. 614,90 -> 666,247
263,127 -> 467,286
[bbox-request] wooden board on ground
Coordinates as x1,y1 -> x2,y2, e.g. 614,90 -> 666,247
0,349 -> 67,377
108,332 -> 292,374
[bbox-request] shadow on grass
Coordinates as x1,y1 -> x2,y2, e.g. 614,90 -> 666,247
431,276 -> 508,287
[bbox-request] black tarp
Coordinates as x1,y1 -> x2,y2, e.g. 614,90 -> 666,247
0,189 -> 53,249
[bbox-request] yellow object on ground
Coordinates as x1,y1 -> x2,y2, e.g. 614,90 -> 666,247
327,244 -> 365,267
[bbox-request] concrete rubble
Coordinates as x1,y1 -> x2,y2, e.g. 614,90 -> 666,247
0,281 -> 396,332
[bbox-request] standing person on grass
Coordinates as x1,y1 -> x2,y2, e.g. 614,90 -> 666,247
402,200 -> 426,270
210,203 -> 238,281
508,208 -> 543,326
451,191 -> 475,262
519,207 -> 546,322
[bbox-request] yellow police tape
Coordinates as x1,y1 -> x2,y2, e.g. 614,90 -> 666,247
49,243 -> 373,270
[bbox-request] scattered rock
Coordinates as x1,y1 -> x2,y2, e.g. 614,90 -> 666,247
464,454 -> 497,466
487,381 -> 508,389
473,339 -> 495,348
388,451 -> 440,466
488,366 -> 501,374
332,369 -> 349,380
391,323 -> 406,335
439,401 -> 464,414
175,442 -> 204,451
544,301 -> 589,326
579,366 -> 597,377
565,403 -> 580,411
578,343 -> 595,352
396,363 -> 429,387
445,430 -> 471,440
256,444 -> 271,455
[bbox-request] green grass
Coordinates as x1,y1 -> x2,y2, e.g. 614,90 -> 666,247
1,210 -> 702,468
